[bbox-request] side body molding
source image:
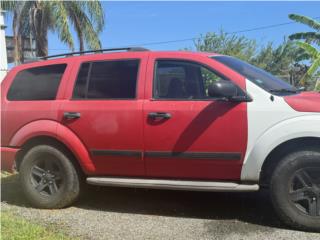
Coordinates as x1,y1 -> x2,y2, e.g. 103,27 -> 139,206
9,120 -> 95,174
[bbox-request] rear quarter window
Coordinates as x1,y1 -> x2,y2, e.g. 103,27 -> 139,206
72,60 -> 139,99
7,64 -> 67,101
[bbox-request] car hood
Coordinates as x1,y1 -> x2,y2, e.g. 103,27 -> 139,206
284,91 -> 320,113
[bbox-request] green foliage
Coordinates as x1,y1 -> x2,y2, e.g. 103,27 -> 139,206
195,30 -> 257,61
289,14 -> 320,90
289,14 -> 320,45
1,211 -> 74,240
192,31 -> 307,88
1,0 -> 105,61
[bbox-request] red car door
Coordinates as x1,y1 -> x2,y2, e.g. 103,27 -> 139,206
143,52 -> 248,180
59,52 -> 148,176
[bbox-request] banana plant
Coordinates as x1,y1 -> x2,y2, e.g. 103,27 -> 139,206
289,14 -> 320,91
296,42 -> 320,90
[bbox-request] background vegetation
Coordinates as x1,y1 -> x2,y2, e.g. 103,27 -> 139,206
0,0 -> 104,63
0,1 -> 319,89
192,19 -> 320,91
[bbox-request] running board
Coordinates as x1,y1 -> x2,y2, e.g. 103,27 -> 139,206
86,177 -> 259,192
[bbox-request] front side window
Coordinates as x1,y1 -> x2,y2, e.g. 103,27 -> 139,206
212,56 -> 298,95
73,60 -> 139,99
7,64 -> 67,101
154,60 -> 229,99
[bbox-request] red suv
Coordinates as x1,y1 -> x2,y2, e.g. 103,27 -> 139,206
1,48 -> 320,231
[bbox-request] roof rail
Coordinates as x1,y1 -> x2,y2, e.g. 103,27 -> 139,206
41,47 -> 149,60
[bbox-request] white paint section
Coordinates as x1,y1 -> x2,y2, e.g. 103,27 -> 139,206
0,11 -> 8,82
241,80 -> 320,182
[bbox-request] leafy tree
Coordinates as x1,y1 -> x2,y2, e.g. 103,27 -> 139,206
289,14 -> 320,90
295,42 -> 320,90
194,30 -> 257,62
1,0 -> 105,63
251,40 -> 308,88
192,31 -> 306,88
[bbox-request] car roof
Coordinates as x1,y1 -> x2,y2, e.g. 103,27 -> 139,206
11,50 -> 221,71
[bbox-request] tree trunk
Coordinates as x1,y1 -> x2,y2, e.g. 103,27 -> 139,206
12,11 -> 23,64
35,28 -> 48,57
79,34 -> 84,52
315,79 -> 320,91
74,16 -> 84,52
32,3 -> 48,57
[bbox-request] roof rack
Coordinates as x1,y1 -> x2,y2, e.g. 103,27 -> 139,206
41,47 -> 149,60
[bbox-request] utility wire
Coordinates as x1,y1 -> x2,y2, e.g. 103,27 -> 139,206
127,16 -> 320,47
47,16 -> 320,51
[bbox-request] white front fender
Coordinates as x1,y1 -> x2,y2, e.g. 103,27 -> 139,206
241,115 -> 320,181
241,80 -> 320,182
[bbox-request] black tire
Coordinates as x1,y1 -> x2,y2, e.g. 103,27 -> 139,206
19,145 -> 81,208
270,149 -> 320,232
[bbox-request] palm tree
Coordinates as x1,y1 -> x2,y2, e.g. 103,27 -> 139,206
1,0 -> 105,63
289,14 -> 320,90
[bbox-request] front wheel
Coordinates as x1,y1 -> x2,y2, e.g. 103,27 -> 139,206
270,149 -> 320,232
19,145 -> 81,208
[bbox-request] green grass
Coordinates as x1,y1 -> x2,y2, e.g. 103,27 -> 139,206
1,172 -> 75,240
1,211 -> 74,240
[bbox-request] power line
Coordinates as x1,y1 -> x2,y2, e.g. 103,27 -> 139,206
47,16 -> 320,51
126,16 -> 320,47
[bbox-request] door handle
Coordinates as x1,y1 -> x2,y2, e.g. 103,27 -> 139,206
148,112 -> 171,120
63,112 -> 81,119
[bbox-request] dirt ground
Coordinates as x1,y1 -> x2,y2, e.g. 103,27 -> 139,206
1,174 -> 320,240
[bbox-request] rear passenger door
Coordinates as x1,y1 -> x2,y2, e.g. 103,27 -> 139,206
60,53 -> 148,176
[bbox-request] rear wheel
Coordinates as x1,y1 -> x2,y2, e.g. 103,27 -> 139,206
19,145 -> 81,208
270,149 -> 320,232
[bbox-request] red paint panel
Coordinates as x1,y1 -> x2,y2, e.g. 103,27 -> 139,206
143,101 -> 247,180
1,147 -> 19,172
59,100 -> 145,176
284,92 -> 320,113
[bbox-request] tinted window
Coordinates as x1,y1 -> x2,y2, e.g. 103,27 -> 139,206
73,60 -> 139,99
154,60 -> 228,99
212,56 -> 297,95
7,64 -> 66,101
73,63 -> 90,99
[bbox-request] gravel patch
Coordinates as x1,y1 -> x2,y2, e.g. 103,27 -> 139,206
2,174 -> 320,240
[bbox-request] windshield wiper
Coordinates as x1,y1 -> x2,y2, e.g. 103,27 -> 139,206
269,88 -> 298,94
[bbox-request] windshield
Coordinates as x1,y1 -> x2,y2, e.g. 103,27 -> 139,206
212,55 -> 298,96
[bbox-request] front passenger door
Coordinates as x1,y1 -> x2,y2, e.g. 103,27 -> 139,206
143,56 -> 248,180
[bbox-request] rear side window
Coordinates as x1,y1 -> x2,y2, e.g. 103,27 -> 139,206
73,60 -> 139,99
7,64 -> 67,101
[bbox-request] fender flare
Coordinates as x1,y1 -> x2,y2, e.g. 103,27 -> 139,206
10,120 -> 96,174
241,115 -> 320,182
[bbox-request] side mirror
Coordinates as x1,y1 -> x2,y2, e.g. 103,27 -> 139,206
208,80 -> 252,102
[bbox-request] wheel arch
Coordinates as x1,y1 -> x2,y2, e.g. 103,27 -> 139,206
10,120 -> 96,175
241,115 -> 320,182
259,137 -> 320,187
